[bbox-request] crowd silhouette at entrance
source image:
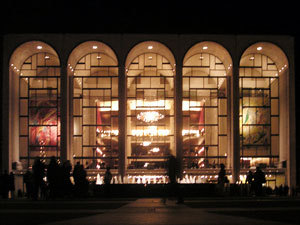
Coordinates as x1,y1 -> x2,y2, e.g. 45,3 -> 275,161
7,157 -> 89,200
0,156 -> 292,199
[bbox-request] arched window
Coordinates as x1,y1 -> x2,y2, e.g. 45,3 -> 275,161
70,42 -> 119,170
182,42 -> 232,170
14,43 -> 61,168
239,42 -> 287,169
126,41 -> 175,170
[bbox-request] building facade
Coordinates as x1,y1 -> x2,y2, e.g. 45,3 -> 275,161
1,34 -> 296,189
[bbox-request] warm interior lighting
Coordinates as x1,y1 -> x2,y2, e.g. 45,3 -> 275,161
37,46 -> 43,49
149,147 -> 160,153
93,46 -> 98,49
132,127 -> 169,136
257,46 -> 262,51
137,111 -> 164,123
147,45 -> 153,50
141,141 -> 151,146
202,46 -> 208,50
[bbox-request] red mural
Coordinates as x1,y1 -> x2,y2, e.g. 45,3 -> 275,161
29,100 -> 60,147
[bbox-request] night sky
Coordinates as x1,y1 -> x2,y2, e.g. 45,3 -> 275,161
1,0 -> 300,182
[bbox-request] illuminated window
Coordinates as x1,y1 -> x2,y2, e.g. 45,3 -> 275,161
72,52 -> 119,169
239,53 -> 279,168
182,51 -> 228,169
19,52 -> 61,167
126,52 -> 175,170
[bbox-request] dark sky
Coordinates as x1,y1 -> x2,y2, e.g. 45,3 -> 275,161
2,0 -> 300,35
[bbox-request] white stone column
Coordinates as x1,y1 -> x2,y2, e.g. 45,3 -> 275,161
10,69 -> 20,171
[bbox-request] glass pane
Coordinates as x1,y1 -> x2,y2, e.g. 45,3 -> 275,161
83,108 -> 96,125
73,137 -> 82,158
20,99 -> 28,116
219,136 -> 227,156
73,117 -> 82,135
83,126 -> 97,146
19,137 -> 28,157
219,117 -> 227,135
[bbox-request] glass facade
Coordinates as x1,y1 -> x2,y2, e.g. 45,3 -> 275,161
19,52 -> 61,168
182,53 -> 228,169
239,53 -> 279,168
126,53 -> 175,170
7,37 -> 293,188
72,52 -> 119,169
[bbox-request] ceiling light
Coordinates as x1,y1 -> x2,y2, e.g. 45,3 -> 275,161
37,46 -> 42,50
45,56 -> 50,59
148,56 -> 153,60
148,46 -> 153,50
137,111 -> 164,123
250,56 -> 254,60
257,46 -> 262,51
97,56 -> 101,59
93,46 -> 98,49
202,46 -> 208,50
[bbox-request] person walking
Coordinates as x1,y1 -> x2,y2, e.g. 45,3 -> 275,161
253,166 -> 266,196
217,164 -> 229,195
32,158 -> 46,200
104,167 -> 112,197
8,172 -> 15,199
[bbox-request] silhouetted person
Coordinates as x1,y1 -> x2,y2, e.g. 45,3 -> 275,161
246,170 -> 254,195
23,170 -> 33,199
32,158 -> 46,200
217,164 -> 228,195
8,172 -> 15,199
167,155 -> 178,184
166,155 -> 183,203
104,167 -> 112,197
253,166 -> 266,196
47,157 -> 59,199
1,170 -> 9,199
61,160 -> 73,197
73,162 -> 88,197
73,162 -> 81,185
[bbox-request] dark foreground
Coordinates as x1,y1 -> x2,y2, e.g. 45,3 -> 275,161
1,197 -> 300,225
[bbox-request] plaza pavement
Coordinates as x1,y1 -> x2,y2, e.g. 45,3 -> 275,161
43,198 -> 299,225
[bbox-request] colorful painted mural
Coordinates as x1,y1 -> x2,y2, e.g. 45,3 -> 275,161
29,100 -> 60,147
242,97 -> 270,145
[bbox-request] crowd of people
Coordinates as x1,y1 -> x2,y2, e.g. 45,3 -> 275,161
0,156 -> 291,200
1,157 -> 90,200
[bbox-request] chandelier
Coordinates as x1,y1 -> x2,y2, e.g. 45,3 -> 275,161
137,111 -> 164,123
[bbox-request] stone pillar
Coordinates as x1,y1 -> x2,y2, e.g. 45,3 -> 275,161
60,64 -> 69,162
286,67 -> 296,191
175,63 -> 183,178
10,69 -> 19,171
231,63 -> 240,183
118,66 -> 126,178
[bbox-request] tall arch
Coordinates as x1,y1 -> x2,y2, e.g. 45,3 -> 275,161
125,41 -> 176,176
239,42 -> 290,187
182,41 -> 233,174
68,41 -> 119,170
9,41 -> 61,169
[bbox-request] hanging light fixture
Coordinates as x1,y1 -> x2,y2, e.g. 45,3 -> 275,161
137,111 -> 164,123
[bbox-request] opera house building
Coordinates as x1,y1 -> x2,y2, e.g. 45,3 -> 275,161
1,34 -> 296,191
